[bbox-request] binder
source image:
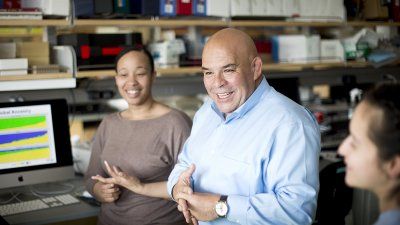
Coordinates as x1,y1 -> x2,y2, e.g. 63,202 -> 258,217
114,0 -> 130,14
160,0 -> 176,16
142,0 -> 160,16
94,0 -> 113,15
192,0 -> 206,16
74,0 -> 94,18
176,0 -> 192,15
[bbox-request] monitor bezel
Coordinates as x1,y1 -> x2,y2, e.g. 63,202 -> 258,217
0,99 -> 73,176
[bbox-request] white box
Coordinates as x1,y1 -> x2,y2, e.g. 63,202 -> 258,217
298,0 -> 345,21
231,0 -> 251,17
0,58 -> 28,70
265,0 -> 283,16
320,40 -> 345,62
149,39 -> 186,68
251,0 -> 297,17
206,0 -> 230,17
272,35 -> 320,63
283,0 -> 300,17
0,69 -> 28,76
21,0 -> 70,17
251,0 -> 265,16
0,58 -> 28,76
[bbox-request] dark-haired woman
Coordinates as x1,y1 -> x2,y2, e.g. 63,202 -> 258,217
338,82 -> 400,225
85,47 -> 191,225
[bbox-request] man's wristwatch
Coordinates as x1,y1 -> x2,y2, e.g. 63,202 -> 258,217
215,195 -> 228,218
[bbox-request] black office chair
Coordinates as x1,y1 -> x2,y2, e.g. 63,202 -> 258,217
314,160 -> 353,225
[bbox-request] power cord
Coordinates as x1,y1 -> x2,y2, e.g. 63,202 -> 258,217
29,182 -> 75,198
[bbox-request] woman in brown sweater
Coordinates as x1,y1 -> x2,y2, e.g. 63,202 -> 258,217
85,46 -> 192,225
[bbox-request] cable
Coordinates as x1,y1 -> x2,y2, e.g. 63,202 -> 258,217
29,182 -> 75,198
383,74 -> 398,82
0,192 -> 21,204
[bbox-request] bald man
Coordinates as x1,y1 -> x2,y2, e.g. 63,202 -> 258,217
167,28 -> 320,225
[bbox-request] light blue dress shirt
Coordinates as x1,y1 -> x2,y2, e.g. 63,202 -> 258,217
167,77 -> 321,225
373,209 -> 400,225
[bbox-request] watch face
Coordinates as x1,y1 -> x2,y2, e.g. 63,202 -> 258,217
215,201 -> 228,217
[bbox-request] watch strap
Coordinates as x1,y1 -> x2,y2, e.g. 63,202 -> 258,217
219,195 -> 228,202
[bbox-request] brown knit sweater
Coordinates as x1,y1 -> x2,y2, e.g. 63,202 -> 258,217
85,109 -> 192,225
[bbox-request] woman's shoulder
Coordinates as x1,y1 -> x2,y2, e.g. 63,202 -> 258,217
96,112 -> 122,130
102,112 -> 121,123
163,107 -> 192,128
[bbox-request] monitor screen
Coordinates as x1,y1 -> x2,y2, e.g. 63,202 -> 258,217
0,99 -> 74,189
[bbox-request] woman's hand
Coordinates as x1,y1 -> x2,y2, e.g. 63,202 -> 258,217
92,180 -> 120,203
91,161 -> 144,194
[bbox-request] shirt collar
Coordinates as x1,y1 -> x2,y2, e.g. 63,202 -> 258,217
211,76 -> 270,123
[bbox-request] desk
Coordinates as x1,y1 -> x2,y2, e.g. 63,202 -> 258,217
2,175 -> 99,225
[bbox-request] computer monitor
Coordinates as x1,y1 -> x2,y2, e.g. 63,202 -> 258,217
0,99 -> 74,189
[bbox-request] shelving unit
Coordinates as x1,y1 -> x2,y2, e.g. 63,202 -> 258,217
76,61 -> 371,78
0,73 -> 72,81
74,18 -> 228,27
1,17 -> 399,91
0,19 -> 70,27
0,73 -> 75,91
73,18 -> 400,28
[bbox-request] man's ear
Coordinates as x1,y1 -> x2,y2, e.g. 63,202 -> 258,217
151,70 -> 157,81
386,155 -> 400,179
252,56 -> 263,81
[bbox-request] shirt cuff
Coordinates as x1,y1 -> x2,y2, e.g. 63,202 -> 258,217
227,195 -> 249,224
167,175 -> 179,200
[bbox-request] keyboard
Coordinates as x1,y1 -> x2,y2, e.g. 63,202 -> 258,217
0,194 -> 80,216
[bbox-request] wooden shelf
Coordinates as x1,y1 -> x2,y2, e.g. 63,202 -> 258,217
0,73 -> 73,81
2,18 -> 399,28
0,19 -> 70,26
74,19 -> 227,27
73,19 -> 400,27
263,61 -> 369,71
0,73 -> 76,91
231,20 -> 400,27
76,61 -> 371,78
77,70 -> 115,78
77,67 -> 203,78
0,33 -> 42,37
230,20 -> 343,27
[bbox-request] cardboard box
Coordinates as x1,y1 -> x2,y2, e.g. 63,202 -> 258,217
16,42 -> 50,66
0,42 -> 16,59
363,0 -> 389,19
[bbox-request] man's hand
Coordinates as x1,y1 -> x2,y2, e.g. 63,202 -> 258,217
172,164 -> 196,224
92,161 -> 144,194
175,192 -> 220,221
92,180 -> 120,203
